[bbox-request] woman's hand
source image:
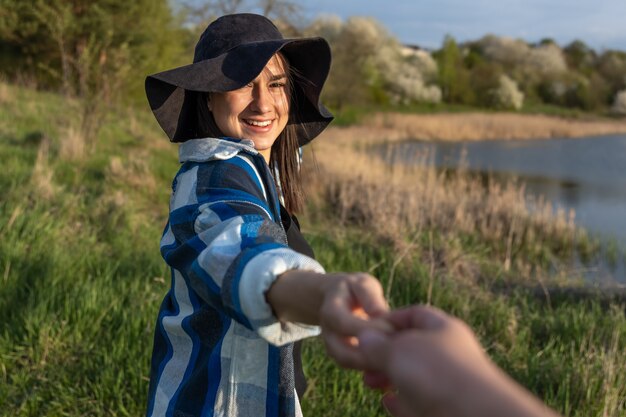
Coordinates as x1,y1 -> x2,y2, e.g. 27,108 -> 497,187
266,270 -> 391,369
318,273 -> 391,369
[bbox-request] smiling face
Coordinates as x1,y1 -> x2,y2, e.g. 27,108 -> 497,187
208,54 -> 290,162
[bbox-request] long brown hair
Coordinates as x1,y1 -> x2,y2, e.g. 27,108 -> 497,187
270,122 -> 304,214
194,53 -> 306,214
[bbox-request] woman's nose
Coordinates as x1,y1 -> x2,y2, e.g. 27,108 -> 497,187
251,85 -> 272,113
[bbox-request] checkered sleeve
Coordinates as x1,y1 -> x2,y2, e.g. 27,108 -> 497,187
161,155 -> 323,346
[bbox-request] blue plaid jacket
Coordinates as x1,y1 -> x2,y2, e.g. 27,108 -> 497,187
146,137 -> 324,417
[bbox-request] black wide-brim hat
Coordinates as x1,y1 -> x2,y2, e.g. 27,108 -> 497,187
145,13 -> 333,146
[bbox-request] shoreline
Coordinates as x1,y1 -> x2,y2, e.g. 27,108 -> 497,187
322,111 -> 626,143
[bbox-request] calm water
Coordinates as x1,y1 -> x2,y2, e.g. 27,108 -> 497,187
379,134 -> 626,281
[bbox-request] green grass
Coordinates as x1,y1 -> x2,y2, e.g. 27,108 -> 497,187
0,84 -> 174,415
0,83 -> 624,416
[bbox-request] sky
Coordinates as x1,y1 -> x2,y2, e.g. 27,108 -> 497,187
299,0 -> 626,51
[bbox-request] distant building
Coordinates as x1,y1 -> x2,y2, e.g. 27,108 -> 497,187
400,44 -> 434,58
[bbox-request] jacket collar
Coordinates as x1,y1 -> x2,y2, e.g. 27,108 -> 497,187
178,137 -> 258,163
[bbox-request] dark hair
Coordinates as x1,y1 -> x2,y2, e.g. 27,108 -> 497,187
194,54 -> 306,214
195,92 -> 222,138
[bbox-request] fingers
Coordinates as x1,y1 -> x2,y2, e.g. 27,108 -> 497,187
321,274 -> 390,337
323,331 -> 369,369
320,273 -> 394,369
349,274 -> 389,317
368,316 -> 396,334
321,284 -> 372,336
358,328 -> 391,372
385,305 -> 448,331
363,370 -> 391,390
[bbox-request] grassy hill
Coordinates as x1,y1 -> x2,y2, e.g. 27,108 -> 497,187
0,83 -> 624,416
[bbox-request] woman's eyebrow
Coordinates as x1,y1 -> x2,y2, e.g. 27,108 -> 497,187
268,73 -> 287,81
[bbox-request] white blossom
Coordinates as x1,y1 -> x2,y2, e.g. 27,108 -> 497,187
341,16 -> 388,50
526,43 -> 568,74
612,90 -> 626,115
491,74 -> 524,110
303,15 -> 343,42
479,35 -> 529,66
478,34 -> 566,76
401,48 -> 439,82
371,37 -> 441,103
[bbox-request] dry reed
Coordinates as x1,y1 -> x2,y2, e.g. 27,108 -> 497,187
106,152 -> 157,192
59,125 -> 86,161
127,109 -> 149,142
0,80 -> 11,105
31,135 -> 58,199
353,112 -> 626,142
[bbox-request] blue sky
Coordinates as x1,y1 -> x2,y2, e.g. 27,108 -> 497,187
300,0 -> 626,51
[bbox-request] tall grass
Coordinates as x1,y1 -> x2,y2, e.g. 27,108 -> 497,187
0,83 -> 175,415
0,83 -> 624,416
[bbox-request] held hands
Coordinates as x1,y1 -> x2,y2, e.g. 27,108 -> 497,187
266,269 -> 391,369
270,270 -> 556,417
310,277 -> 559,417
317,273 -> 392,369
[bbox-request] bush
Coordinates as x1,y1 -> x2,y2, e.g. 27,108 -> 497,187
380,47 -> 442,105
469,62 -> 502,107
612,90 -> 626,115
491,74 -> 524,110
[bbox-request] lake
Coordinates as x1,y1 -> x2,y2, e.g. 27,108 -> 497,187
378,133 -> 626,281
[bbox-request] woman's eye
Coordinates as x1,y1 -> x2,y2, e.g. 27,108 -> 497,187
270,82 -> 286,89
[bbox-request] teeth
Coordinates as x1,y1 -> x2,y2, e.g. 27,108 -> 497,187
246,119 -> 272,127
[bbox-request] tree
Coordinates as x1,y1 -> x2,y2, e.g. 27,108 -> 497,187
597,50 -> 626,93
304,14 -> 342,43
525,43 -> 568,75
537,37 -> 557,47
563,39 -> 597,75
304,16 -> 389,109
179,0 -> 303,38
0,0 -> 185,145
376,45 -> 441,105
476,34 -> 528,70
2,0 -> 184,99
389,48 -> 441,104
468,61 -> 503,107
435,35 -> 473,104
304,16 -> 442,109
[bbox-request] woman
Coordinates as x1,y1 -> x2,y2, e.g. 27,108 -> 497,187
144,13 -> 389,417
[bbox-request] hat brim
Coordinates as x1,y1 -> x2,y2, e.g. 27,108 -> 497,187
145,37 -> 333,145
